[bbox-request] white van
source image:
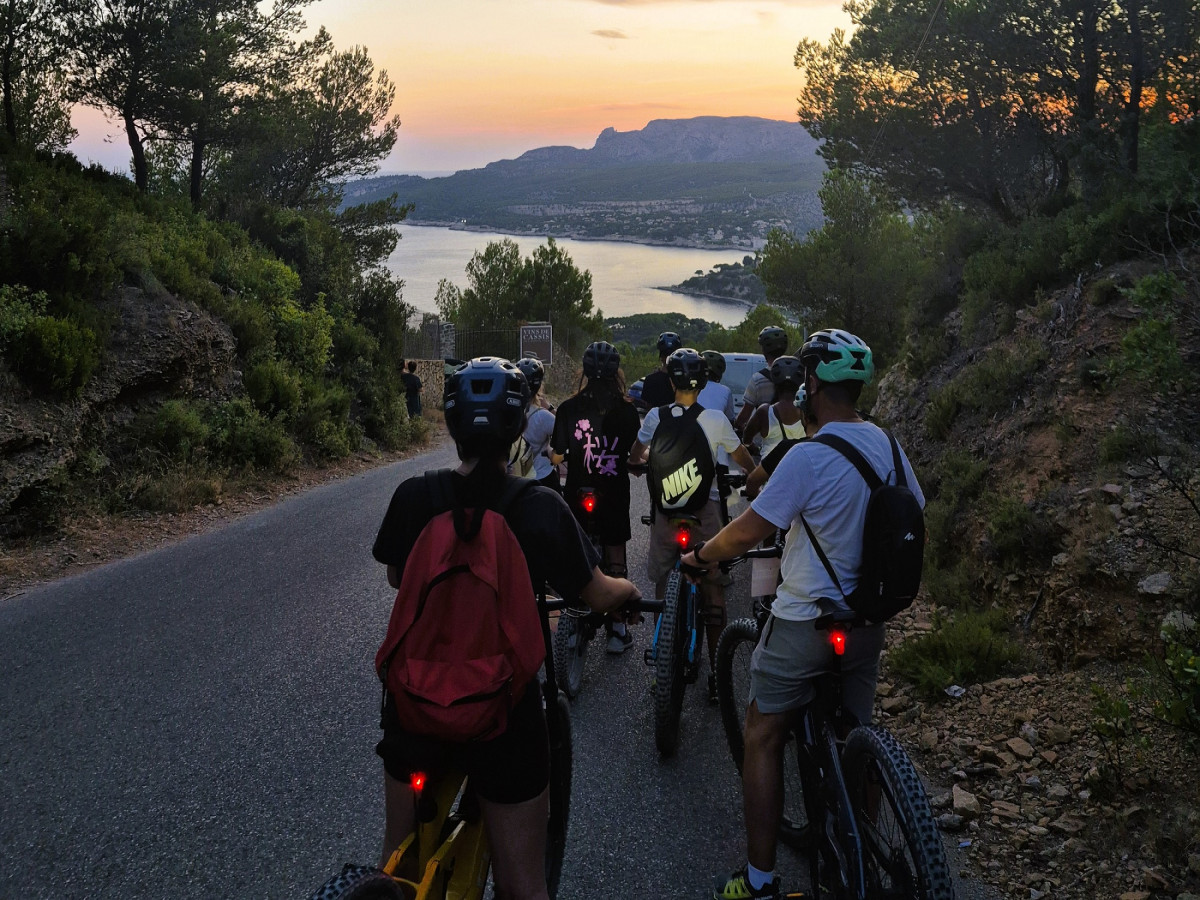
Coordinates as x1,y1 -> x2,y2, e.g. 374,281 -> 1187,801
721,352 -> 768,415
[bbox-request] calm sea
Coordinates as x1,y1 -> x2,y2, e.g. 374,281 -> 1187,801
386,225 -> 753,327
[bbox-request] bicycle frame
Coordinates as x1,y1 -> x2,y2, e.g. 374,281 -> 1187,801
382,768 -> 490,900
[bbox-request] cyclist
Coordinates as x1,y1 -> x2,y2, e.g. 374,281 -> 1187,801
733,325 -> 789,435
699,350 -> 736,424
549,340 -> 642,653
637,331 -> 684,410
629,347 -> 754,702
514,356 -> 559,492
739,355 -> 807,462
677,329 -> 925,900
371,356 -> 641,900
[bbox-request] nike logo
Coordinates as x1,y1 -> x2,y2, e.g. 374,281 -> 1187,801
661,459 -> 702,507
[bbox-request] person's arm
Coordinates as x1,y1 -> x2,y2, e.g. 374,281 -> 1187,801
729,442 -> 754,474
722,387 -> 735,422
745,464 -> 769,500
628,438 -> 649,467
680,507 -> 776,569
580,567 -> 642,615
733,392 -> 756,433
741,403 -> 768,446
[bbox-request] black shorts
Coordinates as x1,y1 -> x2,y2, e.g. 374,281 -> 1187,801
375,684 -> 550,804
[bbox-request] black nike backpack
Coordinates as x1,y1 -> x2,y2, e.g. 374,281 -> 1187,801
648,403 -> 715,515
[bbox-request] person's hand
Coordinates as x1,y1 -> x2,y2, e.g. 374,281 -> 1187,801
679,551 -> 712,584
615,583 -> 645,625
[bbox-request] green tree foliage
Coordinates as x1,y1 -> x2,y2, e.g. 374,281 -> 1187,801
0,0 -> 76,150
436,238 -> 605,356
757,170 -> 925,364
795,0 -> 1199,218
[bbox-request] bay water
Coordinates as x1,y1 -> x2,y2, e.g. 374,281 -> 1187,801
386,225 -> 754,327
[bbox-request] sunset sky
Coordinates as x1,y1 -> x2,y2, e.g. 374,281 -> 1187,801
68,0 -> 850,176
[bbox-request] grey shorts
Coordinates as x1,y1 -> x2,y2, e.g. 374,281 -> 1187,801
749,614 -> 886,726
647,499 -> 727,586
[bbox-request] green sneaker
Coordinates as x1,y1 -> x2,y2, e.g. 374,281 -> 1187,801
713,866 -> 780,900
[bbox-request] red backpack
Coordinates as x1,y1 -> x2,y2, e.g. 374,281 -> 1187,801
375,471 -> 546,742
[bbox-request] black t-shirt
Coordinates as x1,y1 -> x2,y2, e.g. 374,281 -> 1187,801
372,472 -> 600,599
400,372 -> 422,398
551,393 -> 641,499
639,369 -> 674,409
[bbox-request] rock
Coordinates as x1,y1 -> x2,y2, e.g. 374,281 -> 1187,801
1019,723 -> 1039,745
1142,869 -> 1170,891
1047,783 -> 1070,800
1138,572 -> 1172,595
881,695 -> 911,714
1040,750 -> 1058,765
1162,609 -> 1198,639
937,813 -> 965,832
991,800 -> 1023,820
1050,815 -> 1086,834
1118,893 -> 1150,900
919,729 -> 939,751
1190,852 -> 1200,875
1043,724 -> 1072,745
1006,737 -> 1035,759
953,785 -> 981,818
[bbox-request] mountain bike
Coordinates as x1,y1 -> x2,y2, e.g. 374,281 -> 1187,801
717,598 -> 954,899
308,594 -> 654,900
552,486 -> 609,700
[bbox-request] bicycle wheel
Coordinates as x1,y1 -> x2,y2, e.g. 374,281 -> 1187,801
714,618 -> 809,849
552,614 -> 588,700
545,688 -> 573,898
308,864 -> 404,900
842,725 -> 954,900
653,569 -> 686,758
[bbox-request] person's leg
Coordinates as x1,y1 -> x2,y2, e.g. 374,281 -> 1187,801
741,701 -> 797,872
381,769 -> 415,868
481,789 -> 551,900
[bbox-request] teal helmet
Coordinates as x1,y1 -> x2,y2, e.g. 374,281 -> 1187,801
799,329 -> 874,384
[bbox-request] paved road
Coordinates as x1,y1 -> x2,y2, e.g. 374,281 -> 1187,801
0,446 -> 991,899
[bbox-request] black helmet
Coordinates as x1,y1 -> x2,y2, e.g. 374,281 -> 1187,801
656,331 -> 683,357
582,341 -> 620,378
665,347 -> 708,392
799,328 -> 874,384
700,350 -> 726,381
768,355 -> 804,392
444,357 -> 531,444
758,325 -> 788,357
515,356 -> 545,395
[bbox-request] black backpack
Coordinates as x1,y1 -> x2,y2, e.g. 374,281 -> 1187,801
800,431 -> 924,622
649,403 -> 715,515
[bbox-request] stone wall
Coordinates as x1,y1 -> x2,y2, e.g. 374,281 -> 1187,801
407,359 -> 445,412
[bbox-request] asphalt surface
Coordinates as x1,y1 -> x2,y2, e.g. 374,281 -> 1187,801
0,446 -> 995,899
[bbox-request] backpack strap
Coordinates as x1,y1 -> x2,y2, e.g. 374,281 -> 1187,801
759,366 -> 771,379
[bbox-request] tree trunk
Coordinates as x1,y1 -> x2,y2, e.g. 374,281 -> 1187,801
189,136 -> 204,207
125,112 -> 148,191
1122,0 -> 1145,174
1077,0 -> 1100,124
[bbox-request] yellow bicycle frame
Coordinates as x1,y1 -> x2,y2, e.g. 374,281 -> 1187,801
382,771 -> 490,900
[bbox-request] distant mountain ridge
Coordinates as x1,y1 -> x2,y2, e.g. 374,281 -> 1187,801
343,116 -> 826,249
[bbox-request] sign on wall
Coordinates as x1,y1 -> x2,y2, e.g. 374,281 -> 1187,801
519,323 -> 553,365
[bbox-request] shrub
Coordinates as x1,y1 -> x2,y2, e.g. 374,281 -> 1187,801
245,358 -> 302,420
887,608 -> 1023,698
142,399 -> 210,460
274,297 -> 333,375
984,491 -> 1041,563
924,385 -> 961,439
1123,270 -> 1182,314
904,326 -> 952,379
925,450 -> 988,566
7,315 -> 101,396
1114,318 -> 1185,384
207,398 -> 298,472
1086,278 -> 1123,307
127,466 -> 222,512
1099,424 -> 1151,464
1150,627 -> 1200,737
0,284 -> 49,348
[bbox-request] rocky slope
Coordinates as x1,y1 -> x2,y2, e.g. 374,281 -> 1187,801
873,257 -> 1200,898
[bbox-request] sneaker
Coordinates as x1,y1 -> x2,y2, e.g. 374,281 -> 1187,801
713,866 -> 780,900
606,629 -> 633,655
707,674 -> 719,705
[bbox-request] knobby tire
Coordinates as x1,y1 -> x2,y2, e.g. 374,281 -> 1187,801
545,689 -> 573,898
842,725 -> 954,900
654,569 -> 685,757
552,614 -> 588,700
714,617 -> 809,849
307,864 -> 404,900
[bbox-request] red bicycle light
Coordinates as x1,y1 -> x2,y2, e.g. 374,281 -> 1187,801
676,527 -> 690,550
830,630 -> 846,656
410,772 -> 426,793
582,493 -> 596,513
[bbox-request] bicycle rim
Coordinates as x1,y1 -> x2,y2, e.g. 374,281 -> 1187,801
654,569 -> 684,757
552,615 -> 587,700
714,618 -> 809,847
546,689 -> 573,898
842,726 -> 954,900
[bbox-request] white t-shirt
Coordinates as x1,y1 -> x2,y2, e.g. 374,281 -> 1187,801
697,381 -> 735,423
751,421 -> 925,622
523,407 -> 556,479
638,402 -> 743,501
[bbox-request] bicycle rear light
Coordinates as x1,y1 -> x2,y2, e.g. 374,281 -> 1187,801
675,525 -> 691,550
581,492 -> 596,513
830,630 -> 846,657
410,772 -> 426,794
